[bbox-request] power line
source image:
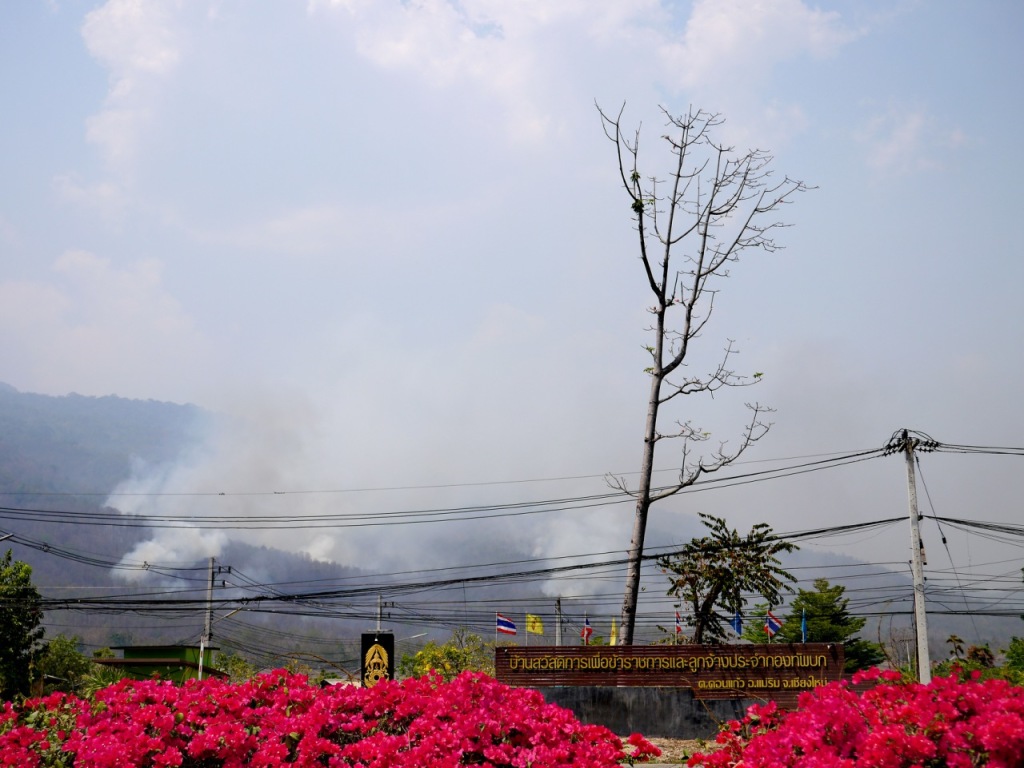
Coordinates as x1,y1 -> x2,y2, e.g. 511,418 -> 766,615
0,448 -> 889,531
23,518 -> 921,613
3,447 -> 892,499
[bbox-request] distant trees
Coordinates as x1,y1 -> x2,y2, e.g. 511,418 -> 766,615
0,549 -> 44,698
658,514 -> 796,644
932,637 -> 1022,685
35,634 -> 93,695
1006,637 -> 1024,672
777,578 -> 884,672
740,579 -> 883,672
398,628 -> 493,682
215,651 -> 260,683
598,104 -> 809,645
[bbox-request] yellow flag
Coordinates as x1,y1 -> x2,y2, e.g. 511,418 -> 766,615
610,617 -> 618,646
526,614 -> 544,634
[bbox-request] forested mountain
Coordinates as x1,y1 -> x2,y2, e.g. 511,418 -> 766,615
0,382 -> 207,497
0,382 -> 208,589
0,384 -> 369,660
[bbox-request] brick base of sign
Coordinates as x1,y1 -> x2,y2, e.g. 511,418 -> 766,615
536,685 -> 752,739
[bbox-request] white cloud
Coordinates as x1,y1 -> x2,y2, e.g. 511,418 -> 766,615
308,0 -> 664,143
856,104 -> 966,175
860,107 -> 930,172
54,174 -> 129,227
667,0 -> 855,90
347,0 -> 550,140
185,203 -> 365,257
80,0 -> 183,173
655,0 -> 858,145
0,251 -> 213,401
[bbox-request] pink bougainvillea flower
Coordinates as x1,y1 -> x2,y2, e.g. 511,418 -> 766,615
689,669 -> 1024,768
0,670 -> 659,767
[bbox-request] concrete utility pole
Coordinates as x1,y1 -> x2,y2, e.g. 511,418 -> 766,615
199,557 -> 215,680
555,598 -> 562,647
376,595 -> 395,632
891,429 -> 933,684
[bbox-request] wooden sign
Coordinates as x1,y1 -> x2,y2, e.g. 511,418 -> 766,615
494,643 -> 843,704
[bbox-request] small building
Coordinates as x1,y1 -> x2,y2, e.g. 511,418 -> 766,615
93,645 -> 227,684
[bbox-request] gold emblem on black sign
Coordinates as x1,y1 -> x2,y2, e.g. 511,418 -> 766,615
363,643 -> 390,687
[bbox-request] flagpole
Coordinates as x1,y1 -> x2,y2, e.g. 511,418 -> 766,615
525,614 -> 528,647
495,612 -> 498,646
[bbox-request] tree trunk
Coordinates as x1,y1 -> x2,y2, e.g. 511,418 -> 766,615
620,372 -> 662,645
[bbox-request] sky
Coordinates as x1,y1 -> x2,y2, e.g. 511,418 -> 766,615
2,0 -> 1023,620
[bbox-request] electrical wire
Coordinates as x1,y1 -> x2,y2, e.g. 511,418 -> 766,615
0,448 -> 889,531
915,457 -> 981,639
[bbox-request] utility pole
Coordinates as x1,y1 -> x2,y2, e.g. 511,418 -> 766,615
555,598 -> 562,647
376,595 -> 394,632
887,429 -> 935,684
199,557 -> 214,680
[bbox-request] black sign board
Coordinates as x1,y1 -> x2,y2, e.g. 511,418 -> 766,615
360,632 -> 395,687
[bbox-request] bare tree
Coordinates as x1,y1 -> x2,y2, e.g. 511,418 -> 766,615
598,104 -> 810,645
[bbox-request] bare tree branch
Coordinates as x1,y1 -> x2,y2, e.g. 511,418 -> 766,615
597,102 -> 811,645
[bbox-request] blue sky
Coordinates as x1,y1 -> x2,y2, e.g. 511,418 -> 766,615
2,1 -> 1023,593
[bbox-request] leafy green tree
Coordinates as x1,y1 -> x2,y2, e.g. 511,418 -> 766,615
35,634 -> 93,695
0,549 -> 44,698
398,628 -> 493,681
79,663 -> 126,698
1006,637 -> 1024,671
779,578 -> 884,672
215,651 -> 259,683
740,601 -> 775,644
659,514 -> 796,644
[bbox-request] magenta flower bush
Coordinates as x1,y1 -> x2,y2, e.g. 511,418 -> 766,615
689,667 -> 1024,768
0,670 -> 660,767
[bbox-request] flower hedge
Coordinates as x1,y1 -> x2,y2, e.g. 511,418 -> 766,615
689,668 -> 1024,767
0,670 -> 660,767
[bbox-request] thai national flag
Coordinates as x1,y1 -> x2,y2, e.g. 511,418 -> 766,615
580,616 -> 593,644
675,611 -> 683,634
496,613 -> 517,635
764,611 -> 782,638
